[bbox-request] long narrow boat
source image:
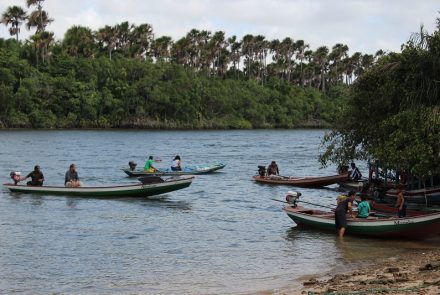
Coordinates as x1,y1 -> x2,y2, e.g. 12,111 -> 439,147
370,201 -> 440,216
123,163 -> 226,177
385,186 -> 440,205
283,205 -> 440,239
3,176 -> 194,198
252,173 -> 349,188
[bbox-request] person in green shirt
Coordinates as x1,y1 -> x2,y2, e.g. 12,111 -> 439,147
357,195 -> 370,218
144,156 -> 157,172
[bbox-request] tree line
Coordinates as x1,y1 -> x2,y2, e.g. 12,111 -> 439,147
1,1 -> 383,129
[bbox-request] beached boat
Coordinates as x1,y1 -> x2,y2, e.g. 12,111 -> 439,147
385,186 -> 440,205
123,163 -> 226,177
252,173 -> 349,188
3,176 -> 194,198
283,205 -> 440,239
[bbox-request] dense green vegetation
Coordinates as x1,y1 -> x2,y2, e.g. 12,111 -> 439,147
320,19 -> 440,178
0,1 -> 383,129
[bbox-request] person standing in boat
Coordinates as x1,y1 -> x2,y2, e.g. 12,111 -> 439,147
349,162 -> 362,181
334,190 -> 356,238
65,164 -> 81,187
24,165 -> 44,186
267,161 -> 279,176
144,156 -> 157,172
171,155 -> 182,171
396,189 -> 406,218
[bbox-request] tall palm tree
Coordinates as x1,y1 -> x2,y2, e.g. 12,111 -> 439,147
1,6 -> 27,41
63,25 -> 95,58
151,36 -> 173,61
329,43 -> 349,85
27,9 -> 52,33
295,39 -> 309,86
228,35 -> 241,74
313,46 -> 329,92
96,25 -> 117,59
130,23 -> 154,59
26,0 -> 52,33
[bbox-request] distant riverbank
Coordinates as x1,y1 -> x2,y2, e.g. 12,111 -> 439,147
0,117 -> 331,130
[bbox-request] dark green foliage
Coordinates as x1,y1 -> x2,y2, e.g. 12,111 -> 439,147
0,38 -> 347,129
320,24 -> 440,178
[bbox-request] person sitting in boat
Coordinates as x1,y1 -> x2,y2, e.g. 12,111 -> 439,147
395,189 -> 406,218
334,190 -> 356,238
24,165 -> 44,186
171,155 -> 182,171
144,156 -> 157,172
65,163 -> 81,187
356,195 -> 370,218
349,162 -> 362,181
267,161 -> 279,176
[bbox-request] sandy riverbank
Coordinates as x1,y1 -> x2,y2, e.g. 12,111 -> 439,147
295,248 -> 440,294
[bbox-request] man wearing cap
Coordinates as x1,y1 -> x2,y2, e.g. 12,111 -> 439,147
24,165 -> 44,186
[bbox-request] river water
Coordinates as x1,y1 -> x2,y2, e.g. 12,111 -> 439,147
0,130 -> 439,294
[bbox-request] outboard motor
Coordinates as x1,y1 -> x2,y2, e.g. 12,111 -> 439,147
258,165 -> 266,177
128,161 -> 137,171
10,171 -> 21,185
285,191 -> 302,207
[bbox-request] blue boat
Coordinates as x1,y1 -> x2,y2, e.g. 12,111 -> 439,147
122,163 -> 226,177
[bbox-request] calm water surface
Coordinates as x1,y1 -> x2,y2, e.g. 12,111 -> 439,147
0,130 -> 439,294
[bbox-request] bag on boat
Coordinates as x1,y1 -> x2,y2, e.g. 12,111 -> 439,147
10,171 -> 21,185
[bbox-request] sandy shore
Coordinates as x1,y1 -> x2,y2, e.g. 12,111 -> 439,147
294,248 -> 440,294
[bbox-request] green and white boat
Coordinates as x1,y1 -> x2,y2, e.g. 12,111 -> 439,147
3,176 -> 194,198
123,163 -> 226,177
283,205 -> 440,239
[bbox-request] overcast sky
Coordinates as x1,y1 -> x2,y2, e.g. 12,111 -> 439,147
0,0 -> 438,54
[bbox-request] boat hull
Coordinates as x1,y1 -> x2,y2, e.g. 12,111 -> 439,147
3,176 -> 194,198
385,186 -> 440,205
253,173 -> 348,188
283,206 -> 440,239
123,163 -> 226,177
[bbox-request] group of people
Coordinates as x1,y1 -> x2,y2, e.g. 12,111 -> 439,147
144,155 -> 182,172
20,163 -> 81,187
335,188 -> 406,237
258,161 -> 280,177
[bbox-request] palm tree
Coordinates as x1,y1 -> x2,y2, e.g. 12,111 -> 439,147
279,37 -> 295,82
130,23 -> 154,59
96,25 -> 117,59
26,0 -> 52,33
1,6 -> 27,41
228,35 -> 241,74
241,34 -> 255,78
329,43 -> 349,85
295,39 -> 309,86
151,36 -> 173,62
313,46 -> 329,92
27,9 -> 52,33
63,25 -> 95,58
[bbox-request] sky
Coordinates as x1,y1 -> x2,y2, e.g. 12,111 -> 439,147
0,0 -> 439,55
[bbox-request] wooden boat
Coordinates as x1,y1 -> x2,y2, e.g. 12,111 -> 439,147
338,179 -> 368,191
370,201 -> 440,216
3,176 -> 194,198
385,186 -> 440,205
123,163 -> 226,177
283,205 -> 440,239
252,173 -> 349,188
